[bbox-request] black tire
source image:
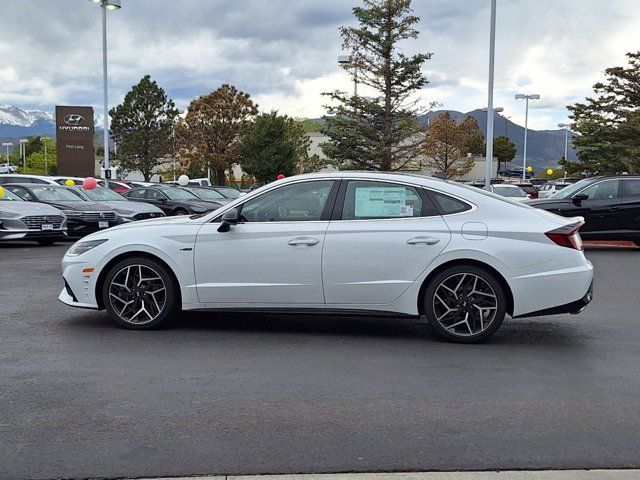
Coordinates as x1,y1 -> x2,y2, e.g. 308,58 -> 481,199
37,238 -> 56,246
101,256 -> 179,329
424,265 -> 507,343
173,208 -> 189,216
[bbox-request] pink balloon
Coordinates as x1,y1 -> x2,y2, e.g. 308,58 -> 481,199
83,177 -> 97,190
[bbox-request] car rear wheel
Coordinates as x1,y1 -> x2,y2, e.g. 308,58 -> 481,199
102,257 -> 178,329
424,265 -> 507,343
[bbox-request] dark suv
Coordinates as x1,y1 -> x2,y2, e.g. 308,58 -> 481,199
525,176 -> 640,245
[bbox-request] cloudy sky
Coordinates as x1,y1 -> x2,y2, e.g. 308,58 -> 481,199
0,0 -> 638,130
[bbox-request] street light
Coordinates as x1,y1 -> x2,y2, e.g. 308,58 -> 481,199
2,142 -> 13,169
19,139 -> 28,167
515,93 -> 540,180
338,55 -> 358,97
89,0 -> 121,187
484,0 -> 497,190
557,122 -> 571,162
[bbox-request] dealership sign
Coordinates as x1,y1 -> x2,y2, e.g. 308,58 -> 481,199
55,106 -> 95,177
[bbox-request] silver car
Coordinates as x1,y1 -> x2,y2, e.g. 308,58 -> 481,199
66,186 -> 165,222
0,188 -> 67,245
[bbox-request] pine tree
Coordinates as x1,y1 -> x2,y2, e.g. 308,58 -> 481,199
321,0 -> 431,171
109,75 -> 179,181
492,135 -> 516,172
423,112 -> 474,178
568,51 -> 640,174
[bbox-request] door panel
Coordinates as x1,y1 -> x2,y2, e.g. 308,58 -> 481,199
575,180 -> 622,233
323,180 -> 451,305
621,179 -> 640,234
194,222 -> 329,304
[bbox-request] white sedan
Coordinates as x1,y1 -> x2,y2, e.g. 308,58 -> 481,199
59,172 -> 593,343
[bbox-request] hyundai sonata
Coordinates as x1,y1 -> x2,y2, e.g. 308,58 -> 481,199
59,172 -> 593,343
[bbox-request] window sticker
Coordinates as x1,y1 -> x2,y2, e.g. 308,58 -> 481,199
354,186 -> 411,217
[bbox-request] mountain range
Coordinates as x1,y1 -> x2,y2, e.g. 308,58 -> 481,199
0,105 -> 575,169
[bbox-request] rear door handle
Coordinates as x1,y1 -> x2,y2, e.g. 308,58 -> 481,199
288,237 -> 320,246
607,206 -> 620,212
406,236 -> 440,245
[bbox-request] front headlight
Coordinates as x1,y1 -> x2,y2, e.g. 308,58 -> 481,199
113,207 -> 132,216
63,210 -> 83,217
66,239 -> 108,257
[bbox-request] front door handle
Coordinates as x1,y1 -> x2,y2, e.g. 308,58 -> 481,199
607,206 -> 620,212
406,236 -> 440,245
288,237 -> 320,246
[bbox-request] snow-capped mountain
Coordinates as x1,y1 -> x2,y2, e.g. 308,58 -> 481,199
0,104 -> 53,127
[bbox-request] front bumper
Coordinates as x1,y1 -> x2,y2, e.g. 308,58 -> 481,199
59,257 -> 101,309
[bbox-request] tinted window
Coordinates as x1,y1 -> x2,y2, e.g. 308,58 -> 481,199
432,192 -> 472,214
126,189 -> 147,199
240,181 -> 334,222
581,180 -> 620,200
341,181 -> 429,220
7,186 -> 32,200
164,188 -> 199,200
30,186 -> 83,201
623,179 -> 640,197
146,189 -> 166,200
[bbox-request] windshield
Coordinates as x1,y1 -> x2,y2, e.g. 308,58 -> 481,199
215,187 -> 241,199
0,189 -> 23,201
190,188 -> 225,200
493,186 -> 526,197
164,188 -> 199,200
550,179 -> 592,199
31,186 -> 83,201
81,187 -> 125,201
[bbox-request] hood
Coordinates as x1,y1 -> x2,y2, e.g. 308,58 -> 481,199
41,200 -> 114,212
0,201 -> 63,216
183,199 -> 223,210
97,200 -> 163,214
96,214 -> 197,234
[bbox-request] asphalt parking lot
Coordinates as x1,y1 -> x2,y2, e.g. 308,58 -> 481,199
1,242 -> 639,480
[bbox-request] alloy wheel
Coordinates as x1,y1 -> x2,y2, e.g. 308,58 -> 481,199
432,273 -> 498,337
108,264 -> 167,325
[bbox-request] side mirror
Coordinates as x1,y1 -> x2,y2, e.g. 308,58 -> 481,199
158,197 -> 168,203
572,193 -> 588,203
217,208 -> 239,232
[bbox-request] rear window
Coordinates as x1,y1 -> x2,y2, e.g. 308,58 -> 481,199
432,192 -> 472,215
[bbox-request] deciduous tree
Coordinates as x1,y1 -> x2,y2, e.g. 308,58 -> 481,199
109,75 -> 179,181
175,84 -> 258,185
423,112 -> 474,177
321,0 -> 432,171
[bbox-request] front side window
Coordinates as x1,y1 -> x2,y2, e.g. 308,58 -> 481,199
146,189 -> 167,200
581,180 -> 620,200
240,181 -> 334,222
341,181 -> 428,220
164,188 -> 199,200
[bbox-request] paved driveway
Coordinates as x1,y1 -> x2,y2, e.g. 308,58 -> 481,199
1,243 -> 639,480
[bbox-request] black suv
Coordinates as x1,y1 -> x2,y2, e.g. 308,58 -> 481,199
122,186 -> 224,216
525,176 -> 640,245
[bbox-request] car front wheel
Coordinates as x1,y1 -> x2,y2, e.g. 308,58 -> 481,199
102,257 -> 178,329
424,265 -> 507,343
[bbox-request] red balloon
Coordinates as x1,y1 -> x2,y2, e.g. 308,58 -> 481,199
277,174 -> 285,180
83,177 -> 98,190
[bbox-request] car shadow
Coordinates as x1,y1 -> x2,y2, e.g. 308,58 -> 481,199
62,309 -> 585,347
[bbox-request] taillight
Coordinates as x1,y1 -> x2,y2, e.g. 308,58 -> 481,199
545,221 -> 584,250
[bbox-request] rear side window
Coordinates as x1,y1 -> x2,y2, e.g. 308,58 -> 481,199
126,189 -> 147,199
623,179 -> 640,197
341,181 -> 436,220
431,192 -> 472,215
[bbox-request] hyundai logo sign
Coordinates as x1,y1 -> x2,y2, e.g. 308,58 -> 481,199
64,114 -> 84,126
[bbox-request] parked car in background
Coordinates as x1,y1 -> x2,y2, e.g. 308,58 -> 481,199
538,181 -> 571,198
66,186 -> 165,223
0,174 -> 59,185
4,184 -> 118,236
179,186 -> 233,206
527,176 -> 640,245
488,184 -> 528,201
98,180 -> 131,194
0,188 -> 67,245
60,172 -> 593,343
0,164 -> 18,174
511,182 -> 538,199
163,177 -> 211,187
210,186 -> 244,199
122,186 -> 223,216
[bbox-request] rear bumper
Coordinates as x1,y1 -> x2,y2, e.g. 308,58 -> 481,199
514,281 -> 593,318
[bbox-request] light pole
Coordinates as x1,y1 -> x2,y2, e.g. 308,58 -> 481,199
515,93 -> 540,180
44,137 -> 49,174
90,0 -> 121,186
19,139 -> 28,167
484,0 -> 497,190
2,142 -> 13,169
338,55 -> 358,97
557,122 -> 570,162
504,116 -> 511,137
